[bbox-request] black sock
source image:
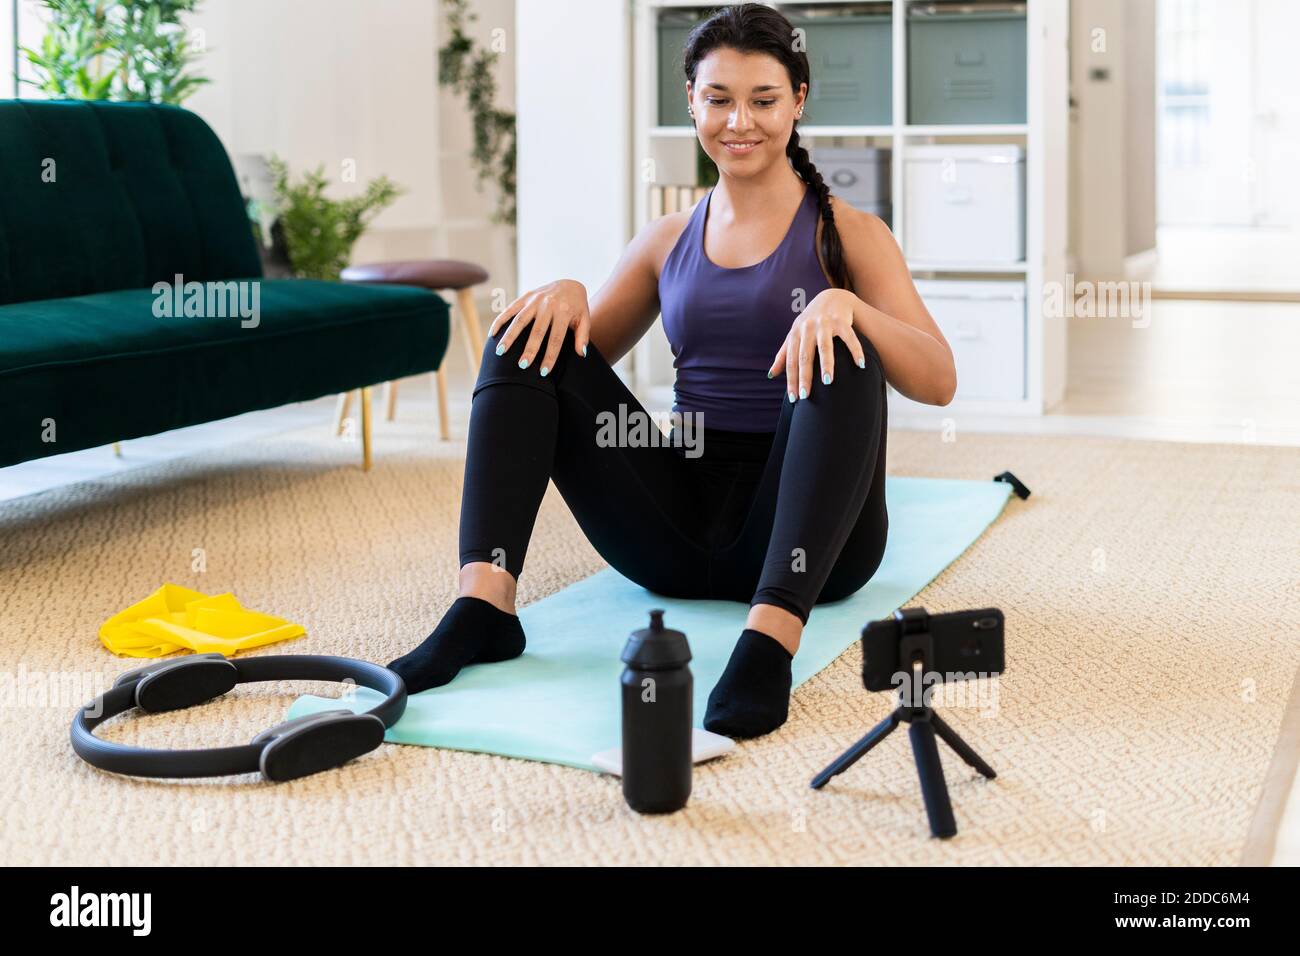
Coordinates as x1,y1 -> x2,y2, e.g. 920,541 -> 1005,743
703,628 -> 793,739
387,596 -> 525,693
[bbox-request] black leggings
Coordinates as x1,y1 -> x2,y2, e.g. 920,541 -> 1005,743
458,326 -> 889,625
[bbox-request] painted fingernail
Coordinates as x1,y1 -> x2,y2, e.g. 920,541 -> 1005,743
822,373 -> 832,385
858,358 -> 866,368
788,392 -> 796,403
518,358 -> 529,369
540,366 -> 549,377
799,387 -> 808,400
581,345 -> 588,357
495,344 -> 506,356
767,371 -> 774,379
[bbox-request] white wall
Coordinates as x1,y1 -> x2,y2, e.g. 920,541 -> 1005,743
1,7 -> 14,98
185,0 -> 514,308
185,0 -> 441,239
8,0 -> 53,97
515,0 -> 631,295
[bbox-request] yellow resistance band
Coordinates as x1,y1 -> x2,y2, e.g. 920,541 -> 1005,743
99,583 -> 306,658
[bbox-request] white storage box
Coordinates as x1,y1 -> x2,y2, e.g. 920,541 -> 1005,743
903,144 -> 1025,264
914,279 -> 1025,401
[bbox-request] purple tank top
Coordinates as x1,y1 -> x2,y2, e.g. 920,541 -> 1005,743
659,185 -> 830,432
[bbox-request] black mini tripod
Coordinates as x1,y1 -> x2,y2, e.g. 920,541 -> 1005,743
809,607 -> 997,839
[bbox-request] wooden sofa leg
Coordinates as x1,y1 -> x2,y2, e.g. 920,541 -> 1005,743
360,386 -> 373,472
456,287 -> 484,376
433,366 -> 450,441
112,442 -> 122,457
335,390 -> 355,436
383,381 -> 399,421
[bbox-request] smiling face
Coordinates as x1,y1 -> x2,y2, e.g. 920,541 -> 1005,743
688,46 -> 806,177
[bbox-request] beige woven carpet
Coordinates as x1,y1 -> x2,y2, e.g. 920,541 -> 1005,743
1,410 -> 1297,866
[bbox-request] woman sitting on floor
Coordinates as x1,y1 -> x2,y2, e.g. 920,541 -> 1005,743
389,3 -> 956,738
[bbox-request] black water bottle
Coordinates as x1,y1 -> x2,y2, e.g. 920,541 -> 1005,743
620,609 -> 693,814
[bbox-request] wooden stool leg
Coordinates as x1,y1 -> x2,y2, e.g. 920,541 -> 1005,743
360,386 -> 373,472
383,380 -> 398,421
456,287 -> 484,375
335,390 -> 355,436
433,366 -> 450,441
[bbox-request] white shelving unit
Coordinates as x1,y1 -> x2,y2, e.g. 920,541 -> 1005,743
629,0 -> 1070,421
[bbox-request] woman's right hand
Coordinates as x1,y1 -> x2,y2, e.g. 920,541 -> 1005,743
489,278 -> 592,376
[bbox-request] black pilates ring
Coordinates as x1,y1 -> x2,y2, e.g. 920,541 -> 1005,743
71,653 -> 407,782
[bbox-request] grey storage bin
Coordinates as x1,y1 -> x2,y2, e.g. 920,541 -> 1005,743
908,4 -> 1027,125
810,146 -> 891,205
785,10 -> 892,126
658,10 -> 704,127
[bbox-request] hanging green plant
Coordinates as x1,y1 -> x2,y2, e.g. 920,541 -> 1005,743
437,0 -> 517,226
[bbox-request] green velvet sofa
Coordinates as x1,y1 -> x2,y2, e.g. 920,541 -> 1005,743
0,99 -> 450,471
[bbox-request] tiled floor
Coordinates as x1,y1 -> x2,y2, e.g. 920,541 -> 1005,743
1133,225 -> 1300,298
1047,298 -> 1297,445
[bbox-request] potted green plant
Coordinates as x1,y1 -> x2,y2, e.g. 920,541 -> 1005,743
252,157 -> 404,282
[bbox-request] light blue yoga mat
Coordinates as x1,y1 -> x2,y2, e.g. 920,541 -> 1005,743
289,476 -> 1014,772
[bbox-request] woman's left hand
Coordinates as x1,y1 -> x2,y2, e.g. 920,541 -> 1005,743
768,288 -> 868,401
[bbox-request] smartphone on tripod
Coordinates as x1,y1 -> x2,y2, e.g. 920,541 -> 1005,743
861,607 -> 1005,692
815,606 -> 1005,838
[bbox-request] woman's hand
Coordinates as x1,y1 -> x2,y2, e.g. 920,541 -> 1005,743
489,278 -> 591,376
768,288 -> 868,401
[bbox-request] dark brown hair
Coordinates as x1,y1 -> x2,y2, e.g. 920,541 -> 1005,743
683,3 -> 853,292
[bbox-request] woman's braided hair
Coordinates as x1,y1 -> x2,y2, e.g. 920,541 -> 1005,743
683,3 -> 853,293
